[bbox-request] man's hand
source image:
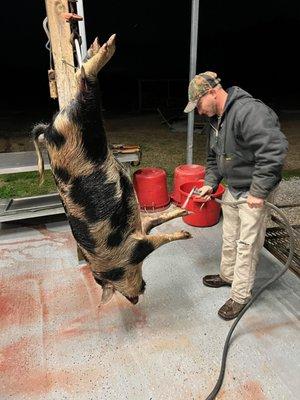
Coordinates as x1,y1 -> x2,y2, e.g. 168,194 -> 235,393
247,194 -> 264,208
194,185 -> 213,201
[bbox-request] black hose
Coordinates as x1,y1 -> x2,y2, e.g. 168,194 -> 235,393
205,200 -> 296,400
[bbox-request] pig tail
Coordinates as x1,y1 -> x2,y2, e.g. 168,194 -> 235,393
32,124 -> 46,185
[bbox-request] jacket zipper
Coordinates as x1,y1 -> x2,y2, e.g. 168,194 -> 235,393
210,123 -> 219,137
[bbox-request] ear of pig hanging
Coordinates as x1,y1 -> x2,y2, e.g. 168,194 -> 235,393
101,284 -> 115,304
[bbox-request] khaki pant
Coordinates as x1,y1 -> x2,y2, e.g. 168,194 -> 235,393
220,189 -> 275,304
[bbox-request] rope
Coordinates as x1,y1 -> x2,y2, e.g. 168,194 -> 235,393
42,17 -> 53,70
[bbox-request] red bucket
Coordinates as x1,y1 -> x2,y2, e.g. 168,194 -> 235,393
180,180 -> 225,227
170,164 -> 205,206
133,167 -> 170,211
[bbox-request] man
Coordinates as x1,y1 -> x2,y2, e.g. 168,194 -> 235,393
184,72 -> 288,320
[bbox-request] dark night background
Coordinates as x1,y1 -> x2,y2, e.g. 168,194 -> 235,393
0,1 -> 299,114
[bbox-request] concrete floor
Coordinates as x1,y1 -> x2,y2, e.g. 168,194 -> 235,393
0,213 -> 299,400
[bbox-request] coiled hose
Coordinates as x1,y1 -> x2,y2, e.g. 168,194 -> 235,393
205,199 -> 296,400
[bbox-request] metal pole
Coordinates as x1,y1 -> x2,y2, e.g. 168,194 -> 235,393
186,0 -> 199,164
77,0 -> 87,59
74,39 -> 83,67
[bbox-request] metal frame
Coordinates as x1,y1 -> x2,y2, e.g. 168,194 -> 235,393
186,0 -> 199,164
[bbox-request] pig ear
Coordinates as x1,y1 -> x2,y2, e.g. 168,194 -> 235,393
101,285 -> 114,304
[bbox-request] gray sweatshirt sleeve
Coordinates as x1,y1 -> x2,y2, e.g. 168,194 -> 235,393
239,102 -> 288,198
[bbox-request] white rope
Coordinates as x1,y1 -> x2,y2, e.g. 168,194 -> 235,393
42,17 -> 53,69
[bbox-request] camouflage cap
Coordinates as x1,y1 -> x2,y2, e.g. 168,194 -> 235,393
184,71 -> 221,113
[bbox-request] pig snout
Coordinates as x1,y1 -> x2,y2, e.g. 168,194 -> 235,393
124,279 -> 146,304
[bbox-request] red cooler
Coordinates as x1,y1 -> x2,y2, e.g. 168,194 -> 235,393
180,180 -> 225,227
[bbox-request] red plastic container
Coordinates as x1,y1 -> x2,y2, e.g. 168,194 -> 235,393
171,164 -> 205,206
180,180 -> 225,227
133,168 -> 170,211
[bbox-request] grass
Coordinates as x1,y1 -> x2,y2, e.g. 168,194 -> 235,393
282,169 -> 300,180
0,113 -> 299,198
0,171 -> 56,198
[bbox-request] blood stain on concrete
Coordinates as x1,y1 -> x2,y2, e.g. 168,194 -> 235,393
0,336 -> 106,397
244,315 -> 296,339
0,281 -> 40,328
213,380 -> 266,400
238,380 -> 266,399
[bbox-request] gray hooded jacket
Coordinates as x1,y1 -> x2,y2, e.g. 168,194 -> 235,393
204,86 -> 288,198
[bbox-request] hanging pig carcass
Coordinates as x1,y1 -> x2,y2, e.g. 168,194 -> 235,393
32,35 -> 191,305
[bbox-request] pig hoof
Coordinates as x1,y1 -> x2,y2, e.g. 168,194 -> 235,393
180,230 -> 192,239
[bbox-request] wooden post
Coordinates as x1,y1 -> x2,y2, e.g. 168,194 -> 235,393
44,1 -> 82,260
44,0 -> 77,109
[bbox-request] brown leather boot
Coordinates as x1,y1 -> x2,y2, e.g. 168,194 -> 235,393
218,298 -> 246,320
202,274 -> 232,288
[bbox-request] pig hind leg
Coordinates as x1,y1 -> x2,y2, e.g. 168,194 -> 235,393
82,37 -> 101,63
80,34 -> 116,78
